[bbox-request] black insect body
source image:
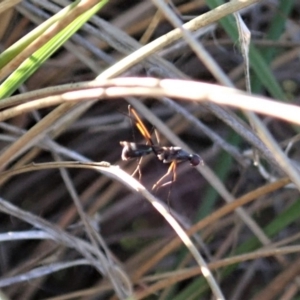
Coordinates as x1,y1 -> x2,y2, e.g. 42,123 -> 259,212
120,106 -> 203,190
120,142 -> 153,161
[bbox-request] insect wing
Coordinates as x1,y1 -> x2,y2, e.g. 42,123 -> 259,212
129,106 -> 154,145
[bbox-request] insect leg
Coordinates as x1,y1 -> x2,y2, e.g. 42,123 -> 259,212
152,161 -> 176,191
131,157 -> 143,181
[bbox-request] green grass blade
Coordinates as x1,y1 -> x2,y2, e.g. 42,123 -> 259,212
0,0 -> 82,69
0,0 -> 109,99
205,0 -> 286,100
251,0 -> 294,94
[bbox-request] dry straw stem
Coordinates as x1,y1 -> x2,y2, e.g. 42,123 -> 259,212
48,153 -> 131,297
1,78 -> 296,258
151,0 -> 232,87
0,76 -> 294,263
43,243 -> 300,300
30,175 -> 290,299
0,163 -> 134,298
0,0 -> 262,172
132,177 -> 290,280
0,161 -> 217,299
0,0 -> 21,14
0,0 -> 296,298
149,0 -> 300,240
27,237 -> 300,300
135,245 -> 300,299
0,163 -> 290,294
2,78 -> 300,126
99,0 -> 260,79
0,0 -> 264,194
0,259 -> 90,289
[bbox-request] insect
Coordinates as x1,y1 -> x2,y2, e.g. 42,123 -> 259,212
120,106 -> 203,192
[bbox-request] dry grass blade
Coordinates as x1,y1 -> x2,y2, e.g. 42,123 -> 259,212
0,1 -> 300,299
0,161 -> 217,298
3,78 -> 300,125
